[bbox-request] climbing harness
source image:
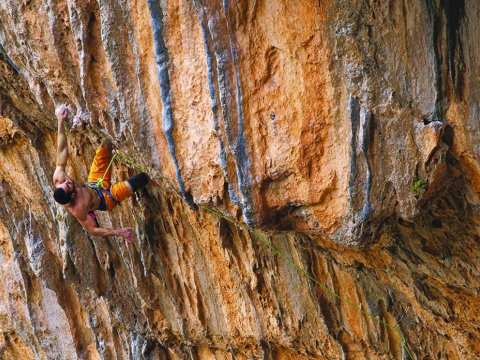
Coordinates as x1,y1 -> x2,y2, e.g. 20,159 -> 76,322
87,185 -> 114,210
95,151 -> 146,189
201,206 -> 415,360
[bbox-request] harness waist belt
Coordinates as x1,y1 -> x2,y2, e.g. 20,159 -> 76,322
88,183 -> 120,211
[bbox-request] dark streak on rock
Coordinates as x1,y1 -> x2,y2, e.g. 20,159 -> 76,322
192,3 -> 240,206
146,0 -> 197,210
0,43 -> 20,74
360,108 -> 372,221
87,313 -> 102,356
440,0 -> 465,98
424,0 -> 466,117
424,0 -> 445,121
349,95 -> 360,204
349,96 -> 373,223
222,0 -> 256,225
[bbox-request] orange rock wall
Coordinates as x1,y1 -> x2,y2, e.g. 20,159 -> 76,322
0,0 -> 479,359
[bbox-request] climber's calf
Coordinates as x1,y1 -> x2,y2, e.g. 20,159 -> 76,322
127,172 -> 150,192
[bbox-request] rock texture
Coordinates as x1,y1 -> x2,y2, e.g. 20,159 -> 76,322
0,0 -> 479,359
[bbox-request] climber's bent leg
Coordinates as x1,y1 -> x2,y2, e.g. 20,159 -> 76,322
105,173 -> 149,211
88,143 -> 113,186
105,181 -> 133,211
127,172 -> 149,192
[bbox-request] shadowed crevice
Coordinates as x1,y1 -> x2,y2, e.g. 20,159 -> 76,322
424,0 -> 466,118
424,0 -> 445,121
440,0 -> 466,99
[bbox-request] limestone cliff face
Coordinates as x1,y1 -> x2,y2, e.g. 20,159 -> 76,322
0,0 -> 479,359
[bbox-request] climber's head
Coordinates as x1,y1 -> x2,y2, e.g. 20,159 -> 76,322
54,179 -> 76,204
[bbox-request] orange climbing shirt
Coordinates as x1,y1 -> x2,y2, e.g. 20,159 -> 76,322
88,145 -> 132,211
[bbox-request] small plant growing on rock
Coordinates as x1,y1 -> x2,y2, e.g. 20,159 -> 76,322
411,179 -> 427,195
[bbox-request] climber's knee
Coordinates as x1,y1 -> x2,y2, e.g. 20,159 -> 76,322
127,172 -> 149,192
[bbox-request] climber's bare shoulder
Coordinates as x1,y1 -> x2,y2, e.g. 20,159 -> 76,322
63,184 -> 97,221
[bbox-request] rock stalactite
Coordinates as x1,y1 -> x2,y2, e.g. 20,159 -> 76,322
0,0 -> 479,359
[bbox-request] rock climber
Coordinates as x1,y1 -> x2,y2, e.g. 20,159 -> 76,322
52,106 -> 150,243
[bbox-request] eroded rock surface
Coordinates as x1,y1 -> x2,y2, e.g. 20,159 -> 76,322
0,0 -> 479,359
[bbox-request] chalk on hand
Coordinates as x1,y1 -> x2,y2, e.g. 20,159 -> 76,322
55,104 -> 90,129
55,103 -> 73,119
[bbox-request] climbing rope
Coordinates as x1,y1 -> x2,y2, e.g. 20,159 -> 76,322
96,151 -> 146,188
96,153 -> 117,188
116,152 -> 146,173
201,206 -> 415,360
91,143 -> 415,359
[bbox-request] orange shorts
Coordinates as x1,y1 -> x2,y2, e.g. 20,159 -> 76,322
88,145 -> 132,211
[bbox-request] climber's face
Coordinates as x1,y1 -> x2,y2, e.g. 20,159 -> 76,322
60,179 -> 74,192
53,179 -> 77,205
59,179 -> 76,199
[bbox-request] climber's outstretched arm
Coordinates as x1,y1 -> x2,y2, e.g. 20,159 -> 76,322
79,212 -> 136,244
53,107 -> 70,186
